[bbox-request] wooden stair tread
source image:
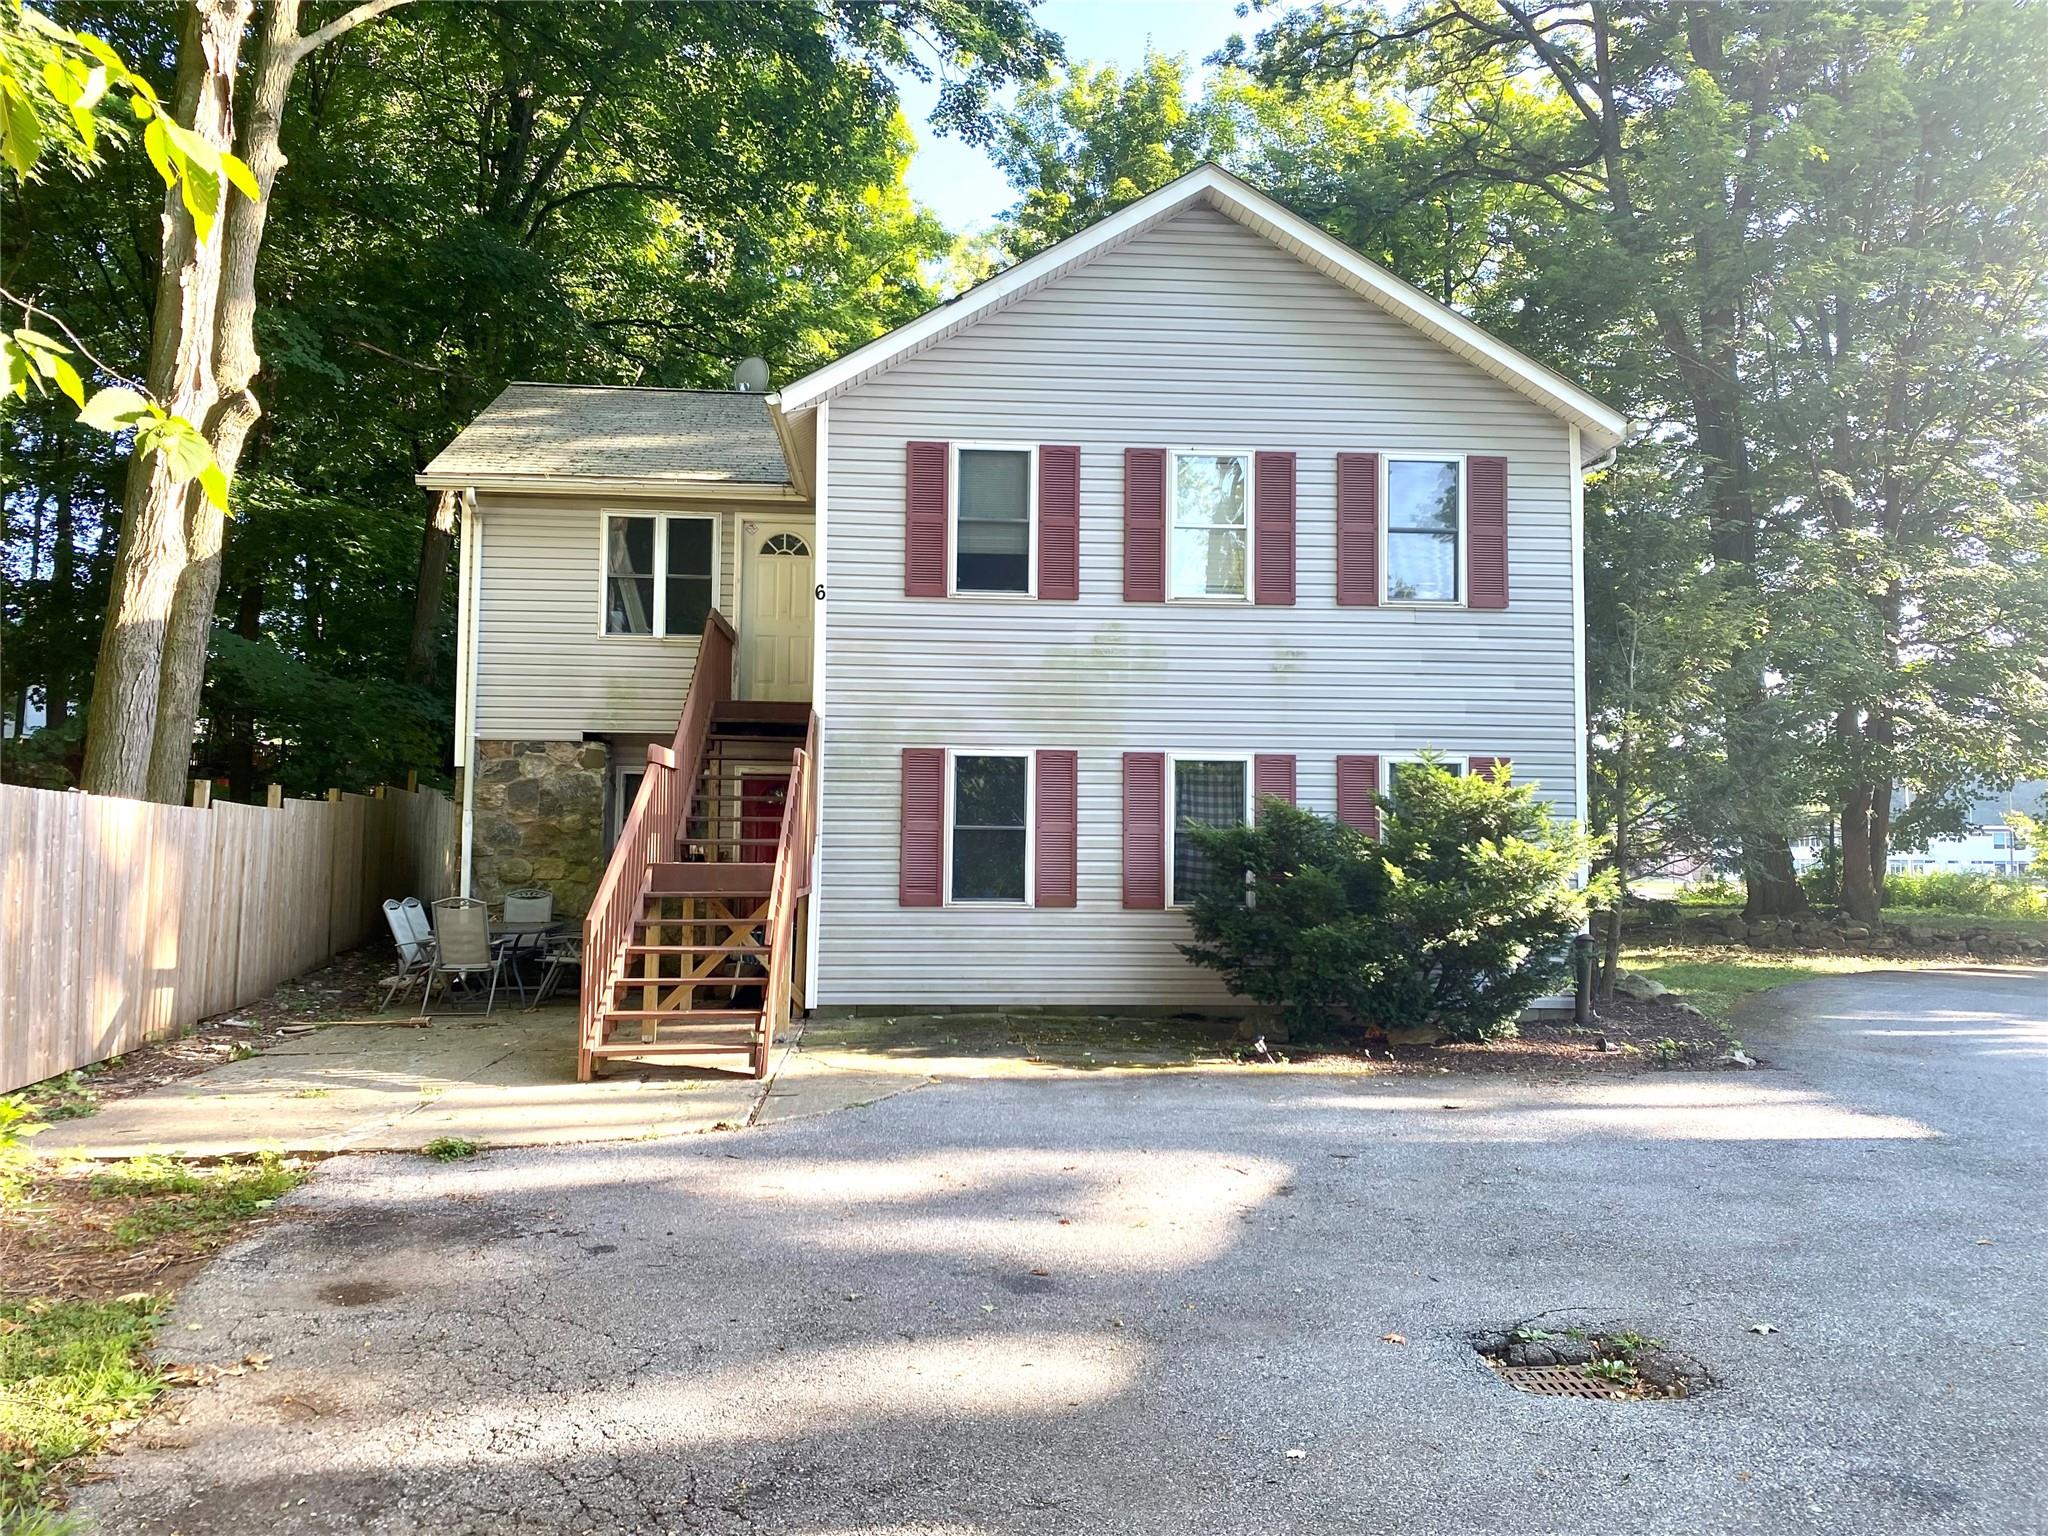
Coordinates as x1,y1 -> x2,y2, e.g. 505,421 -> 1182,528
610,1011 -> 770,1024
622,943 -> 768,956
587,1040 -> 755,1058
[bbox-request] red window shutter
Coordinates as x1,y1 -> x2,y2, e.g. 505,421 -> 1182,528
1254,451 -> 1296,606
1038,445 -> 1080,601
905,441 -> 949,597
1467,454 -> 1509,609
1336,452 -> 1380,607
1121,751 -> 1165,908
1034,749 -> 1078,907
1123,449 -> 1166,602
1253,753 -> 1296,820
1336,754 -> 1381,838
899,748 -> 944,906
1468,755 -> 1511,781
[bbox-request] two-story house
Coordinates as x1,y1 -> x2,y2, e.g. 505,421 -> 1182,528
419,164 -> 1628,1078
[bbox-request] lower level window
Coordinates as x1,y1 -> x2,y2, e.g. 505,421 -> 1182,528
950,753 -> 1030,903
1171,757 -> 1250,904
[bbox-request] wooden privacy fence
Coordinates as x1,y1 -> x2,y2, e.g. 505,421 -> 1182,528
0,781 -> 456,1093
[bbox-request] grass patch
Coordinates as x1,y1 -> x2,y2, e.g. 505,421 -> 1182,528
421,1137 -> 479,1162
85,1152 -> 305,1249
0,1294 -> 163,1521
1621,945 -> 1945,1021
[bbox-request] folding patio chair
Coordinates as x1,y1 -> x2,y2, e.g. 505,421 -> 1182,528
420,897 -> 509,1014
378,898 -> 433,1010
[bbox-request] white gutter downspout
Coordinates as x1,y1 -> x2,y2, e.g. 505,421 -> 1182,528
456,489 -> 481,899
803,399 -> 828,1012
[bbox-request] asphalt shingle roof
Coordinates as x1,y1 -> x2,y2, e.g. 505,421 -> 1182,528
421,384 -> 790,486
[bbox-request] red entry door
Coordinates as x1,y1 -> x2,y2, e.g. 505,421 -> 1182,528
740,773 -> 790,863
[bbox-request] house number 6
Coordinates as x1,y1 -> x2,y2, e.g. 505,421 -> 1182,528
814,584 -> 826,601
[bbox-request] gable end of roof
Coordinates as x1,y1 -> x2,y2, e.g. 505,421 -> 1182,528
777,164 -> 1627,454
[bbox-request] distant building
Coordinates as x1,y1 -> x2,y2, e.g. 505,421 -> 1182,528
1794,781 -> 2043,878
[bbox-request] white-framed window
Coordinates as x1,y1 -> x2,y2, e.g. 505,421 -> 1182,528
1167,753 -> 1254,907
601,512 -> 719,637
1169,450 -> 1252,601
1383,753 -> 1465,815
945,750 -> 1034,904
1382,454 -> 1465,605
951,444 -> 1036,596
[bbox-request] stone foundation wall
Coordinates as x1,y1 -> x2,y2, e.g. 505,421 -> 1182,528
469,739 -> 608,915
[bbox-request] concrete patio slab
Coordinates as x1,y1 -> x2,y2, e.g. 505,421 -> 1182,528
34,1007 -> 769,1159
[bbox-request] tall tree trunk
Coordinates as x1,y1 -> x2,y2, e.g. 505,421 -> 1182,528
1840,795 -> 1878,926
1867,776 -> 1893,911
46,462 -> 76,727
147,0 -> 302,803
404,489 -> 458,685
145,0 -> 414,799
80,0 -> 251,800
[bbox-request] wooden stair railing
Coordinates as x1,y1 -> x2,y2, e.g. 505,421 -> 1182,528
578,611 -> 735,1081
752,711 -> 819,1075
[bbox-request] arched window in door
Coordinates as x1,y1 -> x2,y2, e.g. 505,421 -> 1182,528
760,532 -> 810,557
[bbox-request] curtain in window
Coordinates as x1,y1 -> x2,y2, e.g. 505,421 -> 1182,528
1174,759 -> 1247,898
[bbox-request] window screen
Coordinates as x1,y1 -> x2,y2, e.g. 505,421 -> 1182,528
665,517 -> 715,634
1171,454 -> 1249,599
951,754 -> 1028,901
1386,459 -> 1460,602
956,449 -> 1031,593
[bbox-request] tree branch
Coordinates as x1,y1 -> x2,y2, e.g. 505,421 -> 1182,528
285,0 -> 414,65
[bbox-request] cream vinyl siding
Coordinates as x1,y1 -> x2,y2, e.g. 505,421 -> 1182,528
817,205 -> 1582,1007
472,490 -> 751,739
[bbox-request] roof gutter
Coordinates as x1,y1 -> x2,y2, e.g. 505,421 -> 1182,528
413,471 -> 806,502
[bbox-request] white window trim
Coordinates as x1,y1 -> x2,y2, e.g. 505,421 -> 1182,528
1378,451 -> 1469,609
1167,448 -> 1255,604
597,510 -> 721,639
1165,751 -> 1257,909
608,758 -> 647,849
943,748 -> 1037,907
947,443 -> 1038,598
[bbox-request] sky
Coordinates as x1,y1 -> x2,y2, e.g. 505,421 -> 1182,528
894,0 -> 1251,231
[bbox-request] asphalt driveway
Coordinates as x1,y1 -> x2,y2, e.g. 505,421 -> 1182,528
76,968 -> 2047,1535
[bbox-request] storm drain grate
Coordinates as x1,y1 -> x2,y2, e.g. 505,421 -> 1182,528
1486,1360 -> 1637,1400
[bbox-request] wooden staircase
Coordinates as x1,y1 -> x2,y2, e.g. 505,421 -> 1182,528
578,615 -> 816,1081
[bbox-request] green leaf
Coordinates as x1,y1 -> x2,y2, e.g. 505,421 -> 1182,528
220,150 -> 260,203
159,117 -> 223,175
49,354 -> 86,408
77,386 -> 151,431
198,460 -> 229,512
141,116 -> 176,188
2,83 -> 45,180
179,161 -> 222,243
43,61 -> 82,108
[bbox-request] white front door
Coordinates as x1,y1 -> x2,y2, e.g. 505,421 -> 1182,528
739,521 -> 815,701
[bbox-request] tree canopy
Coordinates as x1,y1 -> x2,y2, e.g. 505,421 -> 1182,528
5,0 -> 2044,926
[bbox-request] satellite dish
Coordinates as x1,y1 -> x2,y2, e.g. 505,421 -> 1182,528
731,356 -> 771,393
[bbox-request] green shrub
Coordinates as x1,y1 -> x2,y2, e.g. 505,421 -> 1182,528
1883,870 -> 2047,918
1675,877 -> 1744,908
1178,760 -> 1607,1043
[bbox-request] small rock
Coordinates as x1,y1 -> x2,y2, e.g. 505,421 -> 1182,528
1548,1338 -> 1594,1366
1472,1331 -> 1511,1356
1613,971 -> 1670,1001
1508,1342 -> 1558,1367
